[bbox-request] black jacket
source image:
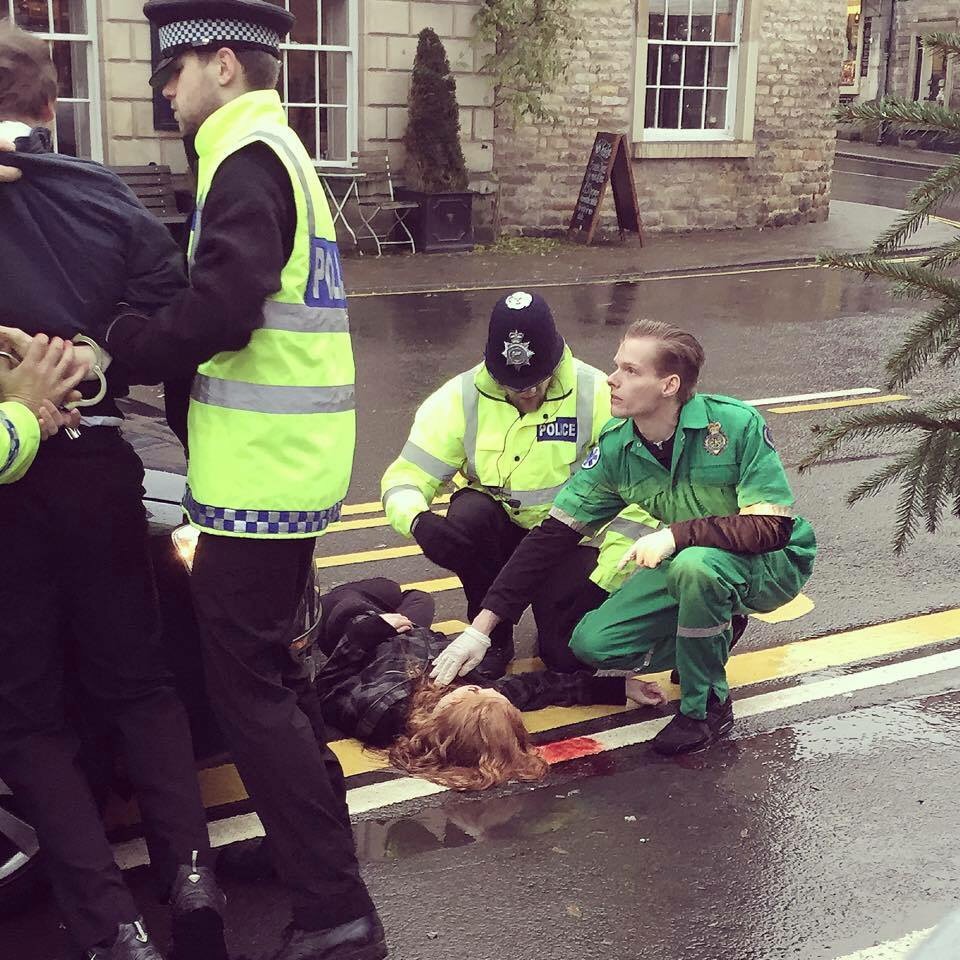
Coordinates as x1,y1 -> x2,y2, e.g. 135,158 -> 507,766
0,127 -> 187,417
314,613 -> 626,748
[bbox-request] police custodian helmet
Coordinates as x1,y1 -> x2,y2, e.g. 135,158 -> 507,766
484,291 -> 565,391
144,0 -> 294,88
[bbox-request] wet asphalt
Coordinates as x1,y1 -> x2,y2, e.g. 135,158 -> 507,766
7,158 -> 960,960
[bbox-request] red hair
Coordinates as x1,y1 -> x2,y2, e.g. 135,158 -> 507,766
386,679 -> 548,791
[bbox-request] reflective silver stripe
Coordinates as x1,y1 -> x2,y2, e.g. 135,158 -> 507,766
262,302 -> 349,334
548,504 -> 596,534
382,483 -> 425,508
461,372 -> 479,478
248,129 -> 317,241
676,621 -> 732,638
573,361 -> 596,465
187,201 -> 203,272
78,416 -> 123,428
603,516 -> 661,539
192,375 -> 354,415
509,484 -> 565,507
401,441 -> 458,482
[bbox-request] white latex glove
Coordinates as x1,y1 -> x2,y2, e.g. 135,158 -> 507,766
617,527 -> 677,571
429,626 -> 491,686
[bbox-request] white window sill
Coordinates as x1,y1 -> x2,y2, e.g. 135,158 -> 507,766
632,140 -> 757,160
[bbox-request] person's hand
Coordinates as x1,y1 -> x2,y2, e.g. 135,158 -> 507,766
0,335 -> 84,415
0,325 -> 32,358
379,613 -> 413,633
429,626 -> 491,685
37,400 -> 82,439
625,677 -> 668,707
617,528 -> 677,571
0,139 -> 21,183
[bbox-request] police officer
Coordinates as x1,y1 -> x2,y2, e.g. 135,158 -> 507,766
440,319 -> 817,754
0,24 -> 228,960
0,334 -> 83,481
102,2 -> 384,957
381,291 -> 655,680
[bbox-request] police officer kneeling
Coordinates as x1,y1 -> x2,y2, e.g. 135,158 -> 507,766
438,319 -> 817,755
381,292 -> 651,679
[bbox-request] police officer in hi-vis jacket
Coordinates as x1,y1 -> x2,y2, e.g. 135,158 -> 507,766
381,291 -> 656,681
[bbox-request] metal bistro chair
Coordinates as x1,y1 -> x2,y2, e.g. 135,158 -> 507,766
353,150 -> 419,255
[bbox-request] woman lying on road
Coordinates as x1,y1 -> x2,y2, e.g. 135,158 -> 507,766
313,578 -> 667,791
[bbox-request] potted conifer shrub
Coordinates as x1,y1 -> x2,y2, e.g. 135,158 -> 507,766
397,28 -> 474,253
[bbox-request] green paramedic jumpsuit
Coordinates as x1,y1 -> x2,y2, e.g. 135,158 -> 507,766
549,393 -> 817,720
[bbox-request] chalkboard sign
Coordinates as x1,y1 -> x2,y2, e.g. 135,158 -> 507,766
568,132 -> 642,245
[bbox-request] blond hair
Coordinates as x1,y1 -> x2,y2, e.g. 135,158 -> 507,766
0,21 -> 57,121
387,679 -> 548,791
623,319 -> 705,403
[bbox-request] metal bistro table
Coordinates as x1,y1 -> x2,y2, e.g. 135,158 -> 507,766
317,166 -> 366,247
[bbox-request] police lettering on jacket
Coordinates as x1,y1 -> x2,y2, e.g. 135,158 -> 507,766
536,417 -> 577,442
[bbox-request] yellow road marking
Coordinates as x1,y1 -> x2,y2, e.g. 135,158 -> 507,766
316,544 -> 421,568
341,494 -> 451,517
767,394 -> 909,414
401,575 -> 462,593
188,607 -> 960,808
753,592 -> 814,623
433,619 -> 467,634
329,509 -> 446,533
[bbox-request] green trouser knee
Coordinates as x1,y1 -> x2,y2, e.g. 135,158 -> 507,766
569,545 -> 811,720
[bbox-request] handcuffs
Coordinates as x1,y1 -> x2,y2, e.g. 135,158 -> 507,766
0,334 -> 108,439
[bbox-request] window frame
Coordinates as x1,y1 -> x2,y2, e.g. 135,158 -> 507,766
276,0 -> 359,167
5,0 -> 103,161
632,0 -> 761,152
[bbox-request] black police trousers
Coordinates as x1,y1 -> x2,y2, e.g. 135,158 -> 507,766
0,430 -> 211,951
189,533 -> 375,931
414,488 -> 607,673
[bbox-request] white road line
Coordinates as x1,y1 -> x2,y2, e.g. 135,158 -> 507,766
834,169 -> 926,184
835,928 -> 932,959
111,648 -> 960,871
747,388 -> 879,406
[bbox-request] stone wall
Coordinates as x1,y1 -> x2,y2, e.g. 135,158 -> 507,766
360,0 -> 495,186
100,0 -> 186,173
494,0 -> 845,235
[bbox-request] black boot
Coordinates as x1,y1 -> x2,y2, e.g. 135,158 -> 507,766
670,614 -> 748,685
652,690 -> 734,756
468,639 -> 514,683
86,919 -> 164,960
169,852 -> 228,960
272,913 -> 387,960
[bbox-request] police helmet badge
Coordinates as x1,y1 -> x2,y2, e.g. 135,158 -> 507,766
704,421 -> 728,456
502,330 -> 535,370
505,291 -> 533,310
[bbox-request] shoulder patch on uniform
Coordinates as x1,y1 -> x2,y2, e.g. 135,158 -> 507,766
763,424 -> 776,449
581,445 -> 601,469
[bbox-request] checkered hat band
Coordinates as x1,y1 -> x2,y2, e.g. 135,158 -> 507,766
158,18 -> 281,55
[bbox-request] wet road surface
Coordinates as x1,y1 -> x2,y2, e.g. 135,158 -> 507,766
8,179 -> 960,959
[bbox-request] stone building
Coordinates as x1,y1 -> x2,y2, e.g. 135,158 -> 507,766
9,0 -> 849,238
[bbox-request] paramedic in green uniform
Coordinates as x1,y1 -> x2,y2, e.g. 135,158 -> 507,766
431,319 -> 817,755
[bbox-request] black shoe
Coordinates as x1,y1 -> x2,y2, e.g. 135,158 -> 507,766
169,854 -> 228,960
652,691 -> 734,756
669,614 -> 748,685
272,913 -> 387,960
706,689 -> 734,738
86,919 -> 164,960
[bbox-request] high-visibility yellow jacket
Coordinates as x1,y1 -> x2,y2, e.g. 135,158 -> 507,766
0,401 -> 39,484
183,91 -> 355,538
380,347 -> 656,592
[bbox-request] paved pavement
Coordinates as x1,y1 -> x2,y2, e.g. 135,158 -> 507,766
8,152 -> 960,959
